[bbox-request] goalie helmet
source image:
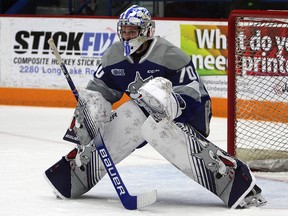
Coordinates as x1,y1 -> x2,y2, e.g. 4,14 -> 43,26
117,5 -> 155,56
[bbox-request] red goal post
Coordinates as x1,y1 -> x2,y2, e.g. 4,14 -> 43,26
227,10 -> 288,172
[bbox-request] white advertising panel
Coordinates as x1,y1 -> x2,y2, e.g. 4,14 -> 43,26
0,16 -> 228,98
0,17 -> 118,89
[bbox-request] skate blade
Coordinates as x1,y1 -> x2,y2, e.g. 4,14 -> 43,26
237,193 -> 267,209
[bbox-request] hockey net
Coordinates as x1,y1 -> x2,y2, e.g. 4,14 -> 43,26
227,10 -> 288,172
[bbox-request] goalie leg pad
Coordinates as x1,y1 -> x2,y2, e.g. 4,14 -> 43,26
101,100 -> 147,163
71,89 -> 112,146
141,116 -> 263,208
45,155 -> 73,198
44,147 -> 104,199
74,100 -> 148,167
46,101 -> 147,198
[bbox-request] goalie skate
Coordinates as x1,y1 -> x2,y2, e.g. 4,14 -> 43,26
44,145 -> 104,199
236,185 -> 267,209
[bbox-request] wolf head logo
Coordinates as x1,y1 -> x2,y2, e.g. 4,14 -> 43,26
127,71 -> 153,99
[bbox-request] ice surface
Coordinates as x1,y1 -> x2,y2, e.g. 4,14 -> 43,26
1,105 -> 288,216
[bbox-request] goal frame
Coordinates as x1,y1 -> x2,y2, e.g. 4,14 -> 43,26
227,9 -> 288,157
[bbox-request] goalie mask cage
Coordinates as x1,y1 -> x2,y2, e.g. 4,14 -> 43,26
228,10 -> 288,172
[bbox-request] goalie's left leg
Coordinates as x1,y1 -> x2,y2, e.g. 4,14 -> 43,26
45,100 -> 148,199
44,146 -> 104,199
141,116 -> 267,208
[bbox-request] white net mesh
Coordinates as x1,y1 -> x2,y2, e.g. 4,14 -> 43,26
230,11 -> 288,171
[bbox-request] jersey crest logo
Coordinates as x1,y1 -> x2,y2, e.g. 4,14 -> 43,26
127,71 -> 153,99
111,68 -> 125,76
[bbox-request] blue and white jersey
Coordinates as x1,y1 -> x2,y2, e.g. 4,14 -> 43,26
87,36 -> 211,136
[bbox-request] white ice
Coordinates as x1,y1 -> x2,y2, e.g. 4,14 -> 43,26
1,105 -> 288,216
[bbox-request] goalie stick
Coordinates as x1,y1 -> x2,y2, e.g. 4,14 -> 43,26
48,38 -> 157,210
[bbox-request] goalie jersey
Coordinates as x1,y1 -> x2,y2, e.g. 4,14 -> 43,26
87,36 -> 212,137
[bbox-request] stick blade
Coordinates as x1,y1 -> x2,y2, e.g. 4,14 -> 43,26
137,190 -> 157,209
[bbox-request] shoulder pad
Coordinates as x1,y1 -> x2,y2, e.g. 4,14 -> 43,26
102,42 -> 125,67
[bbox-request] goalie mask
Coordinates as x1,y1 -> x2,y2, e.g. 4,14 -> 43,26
117,5 -> 155,56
